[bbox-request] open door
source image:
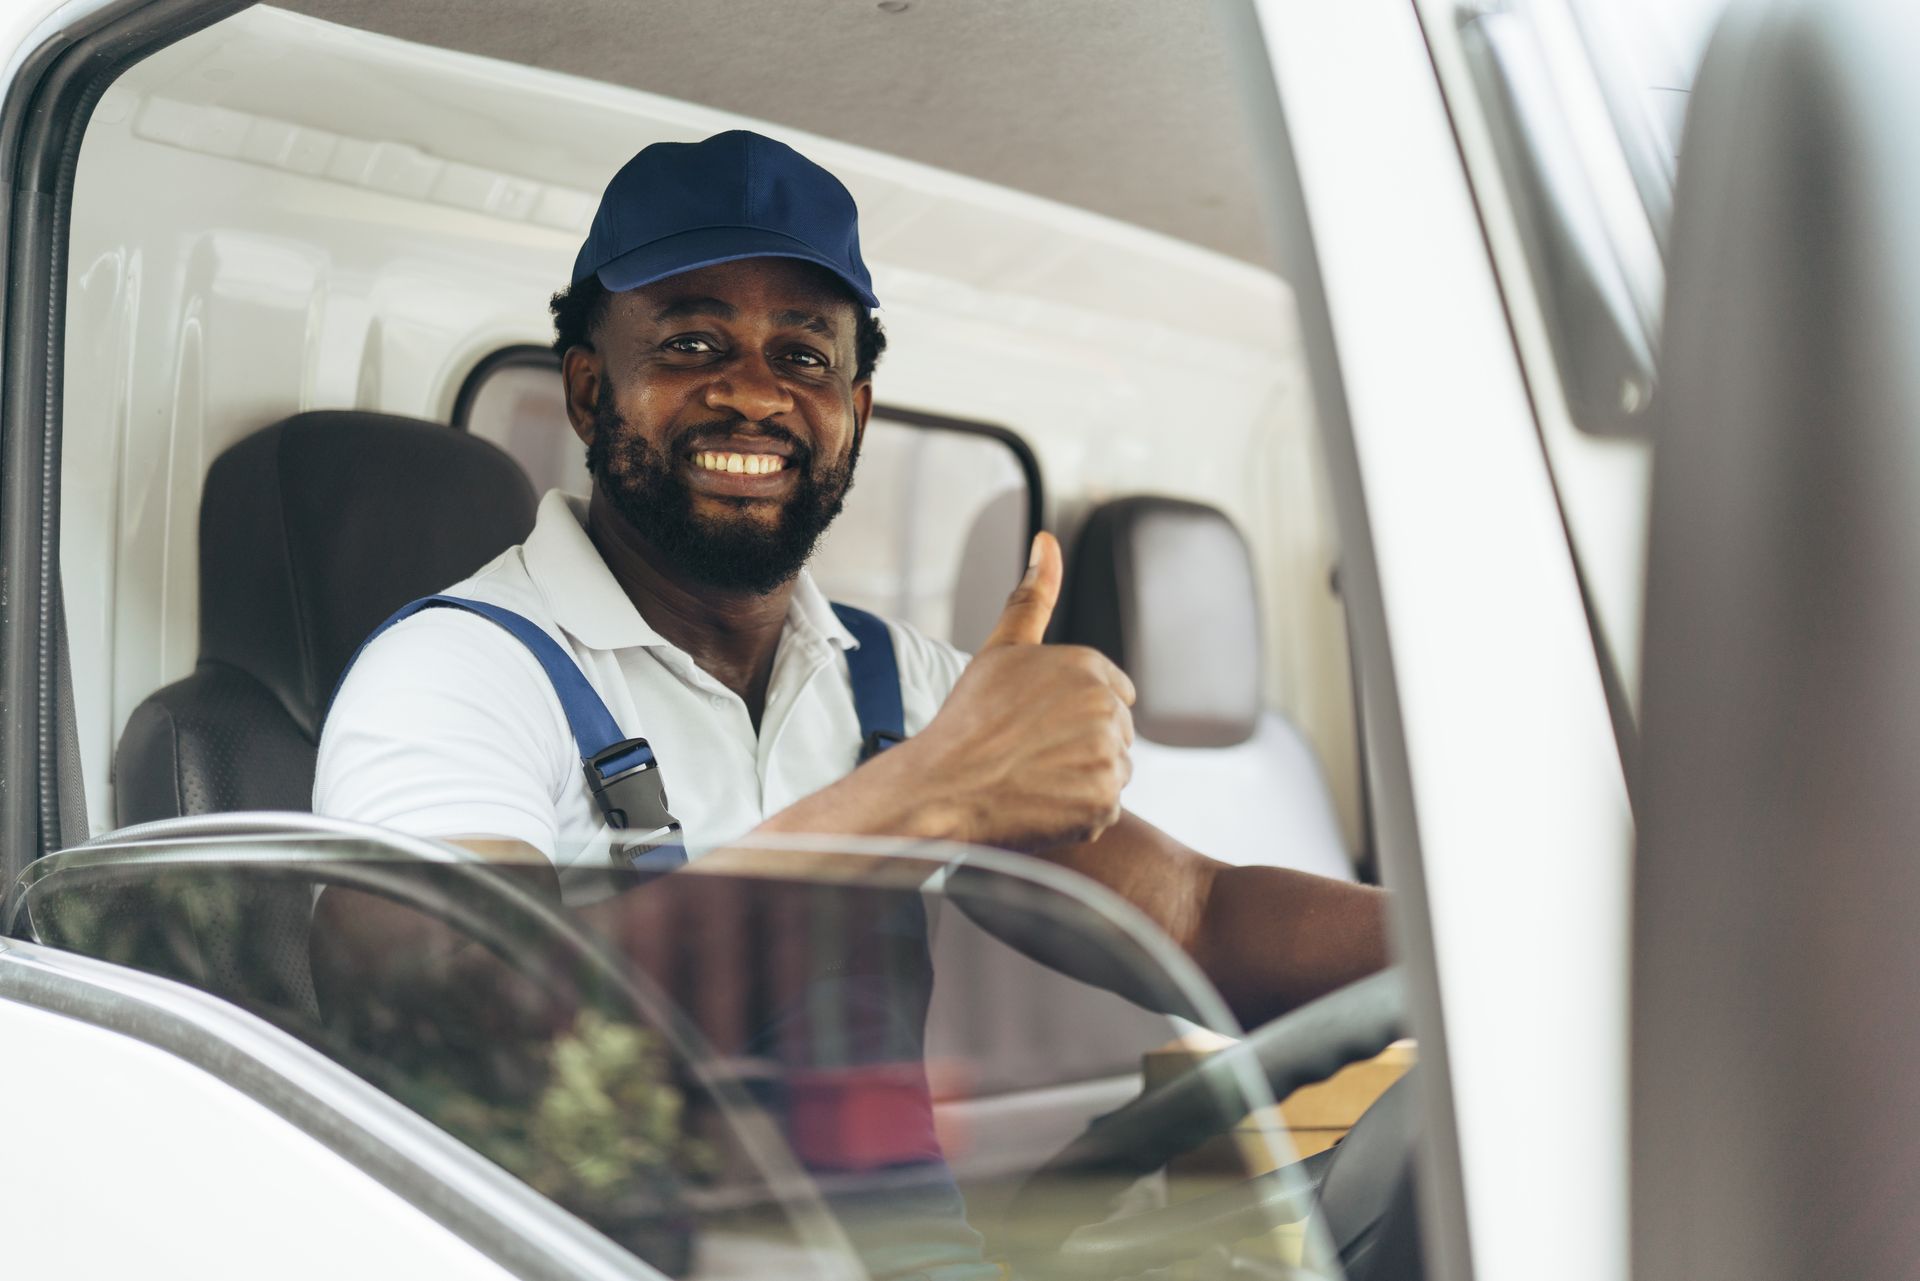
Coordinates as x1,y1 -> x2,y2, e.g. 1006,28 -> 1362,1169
1634,3 -> 1920,1280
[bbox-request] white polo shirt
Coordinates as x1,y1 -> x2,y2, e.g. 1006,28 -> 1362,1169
315,490 -> 969,869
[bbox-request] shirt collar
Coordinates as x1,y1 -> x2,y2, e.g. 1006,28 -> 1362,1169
787,568 -> 858,653
522,491 -> 667,650
523,490 -> 857,654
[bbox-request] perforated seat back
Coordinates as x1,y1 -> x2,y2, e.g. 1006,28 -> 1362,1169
114,411 -> 539,825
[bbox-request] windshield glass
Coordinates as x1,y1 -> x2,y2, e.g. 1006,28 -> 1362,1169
9,825 -> 1361,1279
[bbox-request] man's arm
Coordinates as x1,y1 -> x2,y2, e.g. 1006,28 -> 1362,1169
754,533 -> 1390,1026
757,769 -> 1386,1026
317,536 -> 1387,1029
321,781 -> 1382,1035
1033,813 -> 1388,1027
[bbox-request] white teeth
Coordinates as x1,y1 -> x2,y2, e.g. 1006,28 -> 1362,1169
693,451 -> 785,475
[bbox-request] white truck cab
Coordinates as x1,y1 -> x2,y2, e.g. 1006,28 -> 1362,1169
5,2 -> 1914,1280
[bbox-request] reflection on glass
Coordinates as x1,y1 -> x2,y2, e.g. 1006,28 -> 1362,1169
9,831 -> 1369,1280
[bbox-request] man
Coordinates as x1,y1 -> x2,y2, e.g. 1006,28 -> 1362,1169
316,129 -> 1385,1031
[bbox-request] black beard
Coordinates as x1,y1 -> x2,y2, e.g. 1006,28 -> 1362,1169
586,392 -> 857,595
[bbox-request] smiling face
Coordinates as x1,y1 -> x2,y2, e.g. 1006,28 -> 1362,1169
561,258 -> 874,593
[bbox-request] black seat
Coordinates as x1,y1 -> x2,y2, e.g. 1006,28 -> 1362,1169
114,410 -> 538,825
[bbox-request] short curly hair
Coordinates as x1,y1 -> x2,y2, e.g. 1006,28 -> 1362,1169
549,273 -> 887,384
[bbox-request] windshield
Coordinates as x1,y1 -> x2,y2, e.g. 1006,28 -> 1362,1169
9,824 -> 1349,1279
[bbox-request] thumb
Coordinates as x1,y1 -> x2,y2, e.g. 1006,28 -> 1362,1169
982,532 -> 1062,649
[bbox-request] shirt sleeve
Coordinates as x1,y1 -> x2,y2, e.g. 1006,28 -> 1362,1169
313,610 -> 572,861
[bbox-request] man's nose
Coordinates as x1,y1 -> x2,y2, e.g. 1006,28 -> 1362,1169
703,354 -> 793,421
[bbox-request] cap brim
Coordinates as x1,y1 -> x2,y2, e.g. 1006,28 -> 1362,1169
589,225 -> 879,310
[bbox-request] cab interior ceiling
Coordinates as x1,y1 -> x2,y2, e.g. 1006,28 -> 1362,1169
278,0 -> 1275,266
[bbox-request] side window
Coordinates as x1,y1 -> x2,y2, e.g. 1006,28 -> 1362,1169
1436,0 -> 1732,751
454,346 -> 582,493
807,411 -> 1037,652
1563,0 -> 1732,241
453,350 -> 1040,651
1455,0 -> 1726,435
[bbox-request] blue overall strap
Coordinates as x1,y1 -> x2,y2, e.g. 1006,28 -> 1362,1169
337,595 -> 682,864
831,603 -> 907,762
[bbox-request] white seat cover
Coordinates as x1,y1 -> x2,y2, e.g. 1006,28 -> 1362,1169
1122,711 -> 1354,880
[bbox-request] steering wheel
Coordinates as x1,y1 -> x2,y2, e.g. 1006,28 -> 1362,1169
998,967 -> 1410,1278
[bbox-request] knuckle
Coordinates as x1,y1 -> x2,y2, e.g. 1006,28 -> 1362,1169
1050,645 -> 1100,675
1072,646 -> 1112,676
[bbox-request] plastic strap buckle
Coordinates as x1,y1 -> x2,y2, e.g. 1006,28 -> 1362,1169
584,738 -> 682,851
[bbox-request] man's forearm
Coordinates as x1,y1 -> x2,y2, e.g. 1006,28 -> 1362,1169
1187,864 -> 1390,1027
757,765 -> 1392,1028
751,739 -> 966,844
1013,812 -> 1390,1027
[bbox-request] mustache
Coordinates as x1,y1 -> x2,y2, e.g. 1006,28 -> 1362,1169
671,418 -> 812,467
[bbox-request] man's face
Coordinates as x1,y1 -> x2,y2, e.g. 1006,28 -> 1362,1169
564,258 -> 872,593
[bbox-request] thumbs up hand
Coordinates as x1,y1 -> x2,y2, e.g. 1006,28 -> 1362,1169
895,532 -> 1137,853
981,530 -> 1068,648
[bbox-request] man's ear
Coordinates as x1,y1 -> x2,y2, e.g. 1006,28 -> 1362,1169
561,345 -> 602,446
852,379 -> 873,451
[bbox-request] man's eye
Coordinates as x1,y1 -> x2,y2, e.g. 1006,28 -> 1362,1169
664,336 -> 717,354
784,349 -> 828,369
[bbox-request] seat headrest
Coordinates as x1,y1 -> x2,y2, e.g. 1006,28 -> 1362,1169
1059,496 -> 1262,748
197,411 -> 539,739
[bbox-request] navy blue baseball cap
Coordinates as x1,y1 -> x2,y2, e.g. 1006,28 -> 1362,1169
571,130 -> 879,310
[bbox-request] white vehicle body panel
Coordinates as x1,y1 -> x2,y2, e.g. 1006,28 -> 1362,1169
1256,2 -> 1631,1280
0,0 -> 1671,1276
0,931 -> 710,1281
0,985 -> 522,1279
1416,0 -> 1659,718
